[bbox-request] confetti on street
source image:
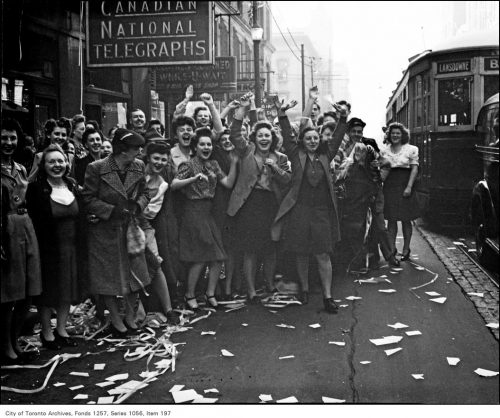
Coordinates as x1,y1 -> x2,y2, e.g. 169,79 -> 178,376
447,357 -> 460,366
322,396 -> 346,403
385,347 -> 403,356
370,336 -> 404,346
387,323 -> 409,329
474,368 -> 499,377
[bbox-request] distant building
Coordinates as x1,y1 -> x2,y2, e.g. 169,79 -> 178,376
442,1 -> 499,38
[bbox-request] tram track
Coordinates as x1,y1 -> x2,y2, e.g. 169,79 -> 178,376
456,241 -> 499,288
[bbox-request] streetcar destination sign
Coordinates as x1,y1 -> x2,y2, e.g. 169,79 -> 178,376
86,1 -> 213,67
484,57 -> 499,71
437,60 -> 471,74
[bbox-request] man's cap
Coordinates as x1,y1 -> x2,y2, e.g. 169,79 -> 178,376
348,117 -> 366,130
112,128 -> 145,146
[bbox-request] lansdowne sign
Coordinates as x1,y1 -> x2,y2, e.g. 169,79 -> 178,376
86,1 -> 214,67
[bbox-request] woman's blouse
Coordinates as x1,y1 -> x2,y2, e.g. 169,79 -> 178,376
253,154 -> 274,192
380,143 -> 419,168
175,156 -> 225,200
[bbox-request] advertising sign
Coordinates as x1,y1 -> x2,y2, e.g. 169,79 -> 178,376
87,1 -> 213,67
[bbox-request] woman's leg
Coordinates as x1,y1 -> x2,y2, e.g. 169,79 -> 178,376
152,268 -> 173,316
224,253 -> 235,297
207,261 -> 222,298
401,221 -> 413,255
39,306 -> 55,341
296,254 -> 310,295
387,220 -> 398,254
1,302 -> 17,359
263,249 -> 277,291
243,252 -> 257,298
103,295 -> 127,332
11,298 -> 31,353
185,263 -> 206,299
316,253 -> 333,299
55,302 -> 71,337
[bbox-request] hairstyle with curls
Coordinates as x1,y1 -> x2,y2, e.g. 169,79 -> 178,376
82,127 -> 103,145
145,142 -> 171,159
320,121 -> 337,135
189,127 -> 214,153
71,114 -> 86,133
386,122 -> 410,145
171,116 -> 196,140
216,128 -> 230,144
42,118 -> 71,149
193,106 -> 211,121
248,121 -> 280,153
148,119 -> 165,135
1,117 -> 24,139
37,143 -> 71,182
86,119 -> 100,131
337,100 -> 351,111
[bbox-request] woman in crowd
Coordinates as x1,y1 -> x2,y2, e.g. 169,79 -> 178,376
1,118 -> 42,364
101,139 -> 113,158
82,128 -> 151,336
73,128 -> 103,186
27,144 -> 82,349
380,122 -> 420,261
171,127 -> 237,310
273,100 -> 348,313
70,114 -> 88,159
228,98 -> 292,302
29,118 -> 72,181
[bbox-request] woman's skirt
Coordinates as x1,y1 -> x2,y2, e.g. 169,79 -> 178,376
179,199 -> 226,262
383,168 -> 420,222
282,204 -> 333,254
233,189 -> 278,254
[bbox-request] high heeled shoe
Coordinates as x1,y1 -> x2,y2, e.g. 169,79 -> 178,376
323,298 -> 339,314
387,254 -> 401,267
401,250 -> 411,261
299,291 -> 309,305
184,295 -> 199,310
40,334 -> 62,350
54,330 -> 78,347
205,294 -> 219,309
108,324 -> 129,339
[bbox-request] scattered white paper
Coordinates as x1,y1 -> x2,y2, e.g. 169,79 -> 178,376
474,368 -> 499,377
430,297 -> 447,304
486,323 -> 499,329
192,397 -> 218,403
268,310 -> 278,314
339,304 -> 349,308
279,355 -> 295,359
96,381 -> 115,388
328,341 -> 346,346
204,388 -> 219,394
108,380 -> 148,395
447,247 -> 457,250
391,268 -> 403,271
70,372 -> 89,377
155,359 -> 171,369
97,396 -> 114,404
73,394 -> 88,400
468,249 -> 477,252
276,323 -> 295,329
412,374 -> 424,380
201,331 -> 216,335
385,347 -> 403,356
405,330 -> 422,336
453,241 -> 465,246
369,336 -> 403,346
415,266 -> 425,271
221,349 -> 234,357
139,371 -> 160,379
53,382 -> 66,387
322,396 -> 346,403
276,396 -> 298,403
387,322 -> 409,329
169,384 -> 185,393
259,394 -> 273,402
69,385 -> 84,391
172,389 -> 203,403
447,357 -> 460,366
379,275 -> 388,278
94,364 -> 105,371
425,291 -> 441,297
360,361 -> 371,365
241,323 -> 248,327
467,292 -> 484,297
309,323 -> 321,329
379,289 -> 397,293
105,373 -> 129,382
345,296 -> 362,300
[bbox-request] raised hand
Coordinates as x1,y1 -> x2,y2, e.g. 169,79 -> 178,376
239,92 -> 253,107
333,102 -> 349,118
309,86 -> 319,100
185,85 -> 194,100
228,100 -> 241,109
200,93 -> 214,106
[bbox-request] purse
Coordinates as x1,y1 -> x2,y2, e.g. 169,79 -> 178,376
126,215 -> 146,255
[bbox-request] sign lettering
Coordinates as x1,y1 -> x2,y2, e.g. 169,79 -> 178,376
485,57 -> 499,71
437,60 -> 470,74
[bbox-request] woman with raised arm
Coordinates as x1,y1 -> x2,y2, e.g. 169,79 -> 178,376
272,99 -> 348,313
171,127 -> 237,310
228,94 -> 292,303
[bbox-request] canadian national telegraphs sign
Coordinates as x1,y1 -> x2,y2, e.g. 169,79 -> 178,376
86,1 -> 213,67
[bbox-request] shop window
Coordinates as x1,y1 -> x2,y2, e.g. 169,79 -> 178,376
484,75 -> 499,103
438,77 -> 472,126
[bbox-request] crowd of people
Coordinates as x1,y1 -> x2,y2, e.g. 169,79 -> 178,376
1,86 -> 421,365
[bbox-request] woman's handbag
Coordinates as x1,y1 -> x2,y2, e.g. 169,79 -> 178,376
126,215 -> 146,255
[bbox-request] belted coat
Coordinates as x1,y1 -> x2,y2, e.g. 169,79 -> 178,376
82,156 -> 150,296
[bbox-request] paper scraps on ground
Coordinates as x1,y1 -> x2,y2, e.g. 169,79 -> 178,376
447,247 -> 456,250
224,304 -> 246,313
385,347 -> 403,356
154,359 -> 171,369
429,297 -> 447,304
96,381 -> 115,388
94,364 -> 105,371
276,396 -> 298,403
345,296 -> 362,300
309,323 -> 321,329
105,373 -> 129,382
108,380 -> 148,395
97,396 -> 114,404
221,349 -> 234,357
200,331 -> 216,335
69,385 -> 84,391
379,289 -> 397,293
467,292 -> 484,297
360,361 -> 371,365
204,388 -> 219,393
412,374 -> 424,380
241,323 -> 248,327
405,330 -> 422,336
369,336 -> 403,346
392,268 -> 403,271
268,310 -> 278,314
486,323 -> 499,329
474,368 -> 499,377
73,394 -> 88,400
279,355 -> 295,360
172,389 -> 203,403
447,357 -> 460,366
453,241 -> 465,246
329,341 -> 346,346
357,277 -> 391,284
276,323 -> 295,329
259,394 -> 273,402
379,275 -> 388,278
339,304 -> 349,308
192,397 -> 218,403
263,303 -> 286,308
415,266 -> 425,270
139,371 -> 160,379
425,291 -> 441,297
322,396 -> 346,403
53,382 -> 65,387
70,372 -> 89,377
387,322 -> 409,329
169,384 -> 185,393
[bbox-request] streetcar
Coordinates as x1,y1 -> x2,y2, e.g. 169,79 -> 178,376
471,93 -> 498,269
385,30 -> 499,225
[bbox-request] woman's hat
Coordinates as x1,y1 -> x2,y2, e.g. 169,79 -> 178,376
113,128 -> 145,146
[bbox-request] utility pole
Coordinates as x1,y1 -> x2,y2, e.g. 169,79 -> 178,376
252,0 -> 262,108
301,43 -> 305,110
310,57 -> 314,86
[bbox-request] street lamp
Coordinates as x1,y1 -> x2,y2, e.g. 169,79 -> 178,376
251,26 -> 264,108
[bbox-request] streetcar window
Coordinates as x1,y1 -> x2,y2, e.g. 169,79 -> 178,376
484,75 -> 499,104
438,77 -> 472,126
